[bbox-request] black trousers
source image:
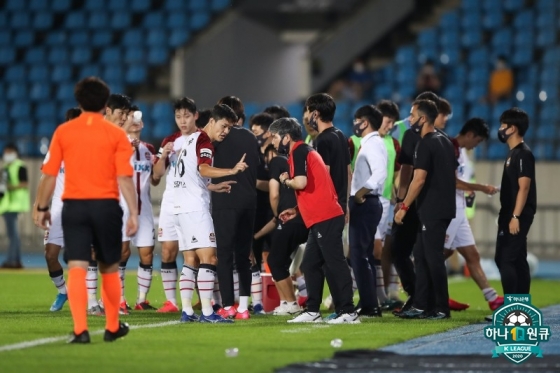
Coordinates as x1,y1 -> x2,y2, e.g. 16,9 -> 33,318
390,203 -> 419,299
349,196 -> 382,310
268,221 -> 309,282
413,218 -> 452,314
252,210 -> 272,269
301,215 -> 354,314
212,208 -> 255,307
495,215 -> 534,295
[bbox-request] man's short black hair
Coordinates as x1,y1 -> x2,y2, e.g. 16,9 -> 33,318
106,93 -> 131,111
499,107 -> 529,136
217,96 -> 245,123
263,105 -> 290,120
305,93 -> 336,123
354,105 -> 383,131
3,142 -> 18,154
250,113 -> 274,131
65,107 -> 81,121
415,91 -> 440,108
264,144 -> 277,158
376,100 -> 400,121
174,97 -> 197,115
413,99 -> 438,124
74,77 -> 111,112
211,104 -> 238,123
269,117 -> 303,142
437,98 -> 452,116
460,117 -> 490,139
196,109 -> 211,129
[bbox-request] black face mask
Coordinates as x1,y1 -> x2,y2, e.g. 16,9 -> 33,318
255,133 -> 265,147
410,117 -> 423,133
497,126 -> 512,143
352,121 -> 366,137
278,135 -> 289,156
308,113 -> 318,132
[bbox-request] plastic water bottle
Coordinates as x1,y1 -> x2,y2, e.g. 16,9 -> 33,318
330,338 -> 343,348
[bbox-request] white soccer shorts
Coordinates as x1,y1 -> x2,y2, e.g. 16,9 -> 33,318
445,208 -> 476,250
121,208 -> 131,242
131,213 -> 155,248
44,207 -> 64,247
174,210 -> 217,251
375,196 -> 391,240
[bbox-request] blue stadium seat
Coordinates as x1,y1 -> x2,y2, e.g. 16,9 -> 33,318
468,104 -> 490,120
33,12 -> 53,30
535,123 -> 554,141
10,103 -> 32,120
0,47 -> 16,65
147,47 -> 168,65
482,0 -> 501,12
56,83 -> 75,101
211,0 -> 231,12
108,0 -> 127,11
537,29 -> 556,47
539,68 -> 560,85
7,83 -> 27,100
69,31 -> 90,46
91,31 -> 112,47
103,65 -> 124,82
64,11 -> 87,29
512,49 -> 533,67
372,83 -> 392,102
536,13 -> 555,29
396,84 -> 416,100
482,11 -> 503,30
191,11 -> 210,30
513,10 -> 534,30
491,28 -> 512,49
0,30 -> 10,45
124,47 -> 145,63
79,64 -> 101,79
285,102 -> 304,118
111,13 -> 132,29
542,47 -> 560,66
396,66 -> 416,84
135,102 -> 151,120
84,0 -> 105,11
165,0 -> 187,11
417,28 -> 437,49
538,106 -> 559,122
125,65 -> 147,84
10,13 -> 30,29
52,0 -> 72,12
487,142 -> 507,160
533,142 -> 554,160
461,13 -> 481,30
439,11 -> 460,31
132,0 -> 151,11
12,121 -> 34,137
143,12 -> 165,28
190,0 -> 207,10
0,101 -> 6,118
168,13 -> 189,28
467,48 -> 489,66
418,47 -> 438,64
147,30 -> 167,46
461,29 -> 482,48
514,31 -> 534,48
169,29 -> 191,48
152,121 -> 175,139
29,65 -> 50,82
52,65 -> 72,82
30,83 -> 51,101
45,30 -> 66,45
395,46 -> 416,66
24,47 -> 46,64
123,30 -> 144,46
5,0 -> 25,10
0,13 -> 6,28
537,0 -> 555,11
37,103 -> 58,119
442,85 -> 462,102
48,47 -> 70,64
466,85 -> 487,102
468,67 -> 489,85
0,119 -> 8,138
5,65 -> 26,82
71,47 -> 92,65
504,0 -> 525,12
88,12 -> 109,29
440,48 -> 459,65
439,32 -> 459,48
515,84 -> 536,103
492,101 -> 512,121
36,121 -> 58,137
100,48 -> 122,64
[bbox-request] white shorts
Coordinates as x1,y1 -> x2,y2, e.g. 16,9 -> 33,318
445,208 -> 475,250
122,209 -> 131,242
174,210 -> 216,251
44,206 -> 64,247
375,197 -> 391,240
131,213 -> 155,248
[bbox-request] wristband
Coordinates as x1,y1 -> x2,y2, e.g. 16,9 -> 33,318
37,205 -> 49,212
396,197 -> 404,203
400,203 -> 410,212
512,215 -> 519,219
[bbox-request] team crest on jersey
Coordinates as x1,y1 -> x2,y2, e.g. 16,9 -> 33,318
200,148 -> 213,159
188,138 -> 194,145
209,233 -> 216,242
506,157 -> 511,167
145,152 -> 152,161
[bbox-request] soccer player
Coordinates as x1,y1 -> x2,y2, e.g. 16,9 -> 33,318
35,77 -> 135,343
170,104 -> 246,323
36,107 -> 81,312
153,98 -> 198,313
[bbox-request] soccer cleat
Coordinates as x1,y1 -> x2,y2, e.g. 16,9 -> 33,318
119,301 -> 130,315
104,322 -> 129,342
134,301 -> 156,310
448,298 -> 470,311
235,310 -> 250,320
297,296 -> 308,308
68,330 -> 90,344
396,307 -> 429,319
273,302 -> 301,316
217,306 -> 237,319
323,312 -> 338,321
212,304 -> 222,313
327,312 -> 361,324
180,311 -> 199,322
50,293 -> 68,312
381,299 -> 403,311
87,305 -> 105,316
288,311 -> 322,323
426,311 -> 450,320
252,303 -> 266,315
489,296 -> 504,311
157,300 -> 180,313
357,307 -> 382,318
199,312 -> 234,323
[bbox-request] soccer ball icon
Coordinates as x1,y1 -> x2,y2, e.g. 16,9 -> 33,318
504,311 -> 532,326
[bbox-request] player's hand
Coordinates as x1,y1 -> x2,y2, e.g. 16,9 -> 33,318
279,208 -> 298,223
394,202 -> 403,214
214,180 -> 237,193
131,138 -> 140,149
162,142 -> 174,157
482,184 -> 498,195
279,172 -> 289,184
509,218 -> 520,235
34,211 -> 51,230
354,191 -> 366,204
394,209 -> 406,225
230,154 -> 248,175
126,214 -> 139,237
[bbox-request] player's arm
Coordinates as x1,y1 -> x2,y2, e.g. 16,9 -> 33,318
199,154 -> 247,179
254,218 -> 277,240
256,179 -> 269,192
402,169 -> 427,208
269,178 -> 280,216
153,142 -> 172,180
279,147 -> 307,190
456,178 -> 497,195
35,131 -> 63,228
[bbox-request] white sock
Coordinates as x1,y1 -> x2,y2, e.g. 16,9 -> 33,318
137,264 -> 153,304
49,270 -> 67,294
180,265 -> 197,315
233,269 -> 240,303
375,264 -> 388,302
388,265 -> 400,298
212,277 -> 222,307
86,265 -> 99,308
198,264 -> 216,316
251,270 -> 263,306
483,287 -> 498,302
161,262 -> 178,305
238,295 -> 249,313
296,275 -> 307,297
119,263 -> 127,303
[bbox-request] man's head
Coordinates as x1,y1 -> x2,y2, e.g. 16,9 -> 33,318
217,96 -> 245,126
263,144 -> 277,165
304,93 -> 336,132
127,104 -> 144,135
65,107 -> 82,122
263,105 -> 290,120
269,117 -> 303,154
353,105 -> 383,137
415,91 -> 440,106
195,109 -> 211,129
435,98 -> 452,130
458,117 -> 490,150
498,107 -> 529,143
410,99 -> 438,133
74,77 -> 110,115
205,104 -> 237,142
376,100 -> 399,136
105,93 -> 131,126
2,143 -> 19,164
250,113 -> 274,147
174,97 -> 198,134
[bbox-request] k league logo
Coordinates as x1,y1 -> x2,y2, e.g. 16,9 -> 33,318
484,294 -> 551,364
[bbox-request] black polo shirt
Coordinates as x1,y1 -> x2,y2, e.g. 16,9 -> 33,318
314,126 -> 350,213
413,130 -> 457,222
499,142 -> 537,219
211,126 -> 260,210
268,155 -> 303,225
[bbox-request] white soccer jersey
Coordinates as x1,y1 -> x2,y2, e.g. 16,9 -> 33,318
172,130 -> 213,214
51,161 -> 65,211
456,147 -> 474,209
133,141 -> 156,216
157,132 -> 186,212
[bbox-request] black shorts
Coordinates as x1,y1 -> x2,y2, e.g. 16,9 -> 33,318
62,199 -> 123,265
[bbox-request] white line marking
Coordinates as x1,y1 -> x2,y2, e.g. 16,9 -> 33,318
0,321 -> 180,352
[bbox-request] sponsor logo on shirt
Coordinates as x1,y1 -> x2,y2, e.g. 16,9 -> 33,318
145,151 -> 152,161
134,163 -> 151,172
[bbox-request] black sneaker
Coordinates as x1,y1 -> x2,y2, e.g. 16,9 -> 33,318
392,296 -> 413,316
396,307 -> 429,319
104,322 -> 129,342
68,330 -> 90,344
426,311 -> 450,320
357,307 -> 382,318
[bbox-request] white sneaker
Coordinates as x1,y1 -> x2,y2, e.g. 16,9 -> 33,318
273,301 -> 301,316
326,312 -> 361,324
287,311 -> 322,323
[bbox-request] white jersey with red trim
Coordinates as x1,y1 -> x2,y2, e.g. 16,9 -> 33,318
157,132 -> 186,212
456,147 -> 473,209
51,161 -> 65,212
133,141 -> 156,216
172,130 -> 214,214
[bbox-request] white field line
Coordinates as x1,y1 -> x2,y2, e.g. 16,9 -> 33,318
0,321 -> 180,353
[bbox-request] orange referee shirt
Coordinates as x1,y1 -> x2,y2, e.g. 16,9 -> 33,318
42,112 -> 133,200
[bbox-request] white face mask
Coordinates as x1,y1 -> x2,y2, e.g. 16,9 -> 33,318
3,153 -> 17,163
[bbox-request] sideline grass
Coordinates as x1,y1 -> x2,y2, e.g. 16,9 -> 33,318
0,272 -> 558,373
